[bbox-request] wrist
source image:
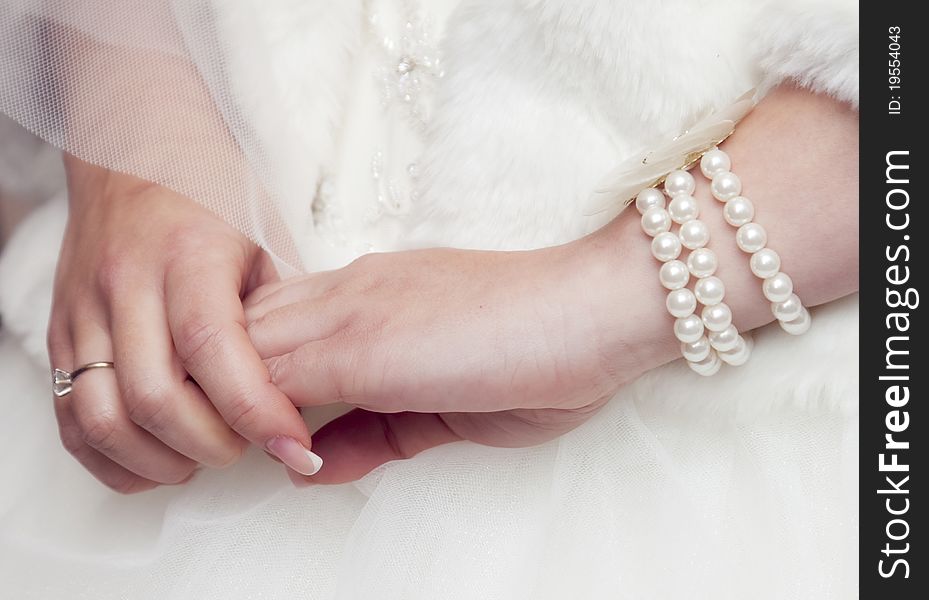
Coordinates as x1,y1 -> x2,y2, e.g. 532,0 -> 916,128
565,213 -> 681,385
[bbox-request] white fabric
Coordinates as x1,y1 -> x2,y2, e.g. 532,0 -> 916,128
0,0 -> 859,597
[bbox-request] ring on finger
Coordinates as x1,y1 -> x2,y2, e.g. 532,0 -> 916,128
53,362 -> 115,398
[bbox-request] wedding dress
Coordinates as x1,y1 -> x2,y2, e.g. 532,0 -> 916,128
0,0 -> 858,598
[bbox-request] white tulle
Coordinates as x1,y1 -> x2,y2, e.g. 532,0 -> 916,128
0,0 -> 313,271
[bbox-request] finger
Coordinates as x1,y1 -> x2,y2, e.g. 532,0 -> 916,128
165,256 -> 321,476
247,298 -> 347,358
54,396 -> 162,494
68,319 -> 198,484
242,270 -> 336,322
49,322 -> 162,494
291,409 -> 462,485
264,338 -> 352,408
111,289 -> 246,468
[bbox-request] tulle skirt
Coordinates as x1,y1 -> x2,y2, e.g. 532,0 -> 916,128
0,293 -> 858,599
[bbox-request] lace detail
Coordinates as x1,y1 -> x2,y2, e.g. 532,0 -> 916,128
311,0 -> 443,244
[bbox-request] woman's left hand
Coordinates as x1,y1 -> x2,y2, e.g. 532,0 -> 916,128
244,244 -> 634,484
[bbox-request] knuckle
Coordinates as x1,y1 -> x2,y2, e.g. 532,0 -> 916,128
265,355 -> 287,384
175,317 -> 223,366
123,380 -> 173,433
224,391 -> 261,435
94,252 -> 133,295
79,411 -> 120,452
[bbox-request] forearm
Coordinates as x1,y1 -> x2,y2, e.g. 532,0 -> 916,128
575,85 -> 859,379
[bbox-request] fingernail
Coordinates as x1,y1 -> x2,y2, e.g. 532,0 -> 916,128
265,436 -> 323,476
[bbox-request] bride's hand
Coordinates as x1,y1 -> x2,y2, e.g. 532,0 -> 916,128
48,158 -> 318,493
245,243 -> 641,484
245,84 -> 859,485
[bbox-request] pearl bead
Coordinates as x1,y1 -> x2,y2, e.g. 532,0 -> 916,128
763,272 -> 793,303
651,231 -> 682,262
694,275 -> 725,306
723,196 -> 754,226
772,293 -> 803,322
659,260 -> 690,290
664,170 -> 695,197
708,324 -> 740,352
736,222 -> 767,253
666,288 -> 697,318
686,247 -> 717,278
681,336 -> 711,362
679,219 -> 710,250
668,195 -> 700,224
749,248 -> 781,279
780,307 -> 811,335
641,206 -> 671,237
688,350 -> 721,376
701,302 -> 732,332
719,335 -> 753,366
674,314 -> 705,343
635,188 -> 666,215
699,147 -> 731,178
710,171 -> 741,201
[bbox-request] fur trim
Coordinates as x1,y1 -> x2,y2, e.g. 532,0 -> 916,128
204,0 -> 363,265
753,0 -> 859,108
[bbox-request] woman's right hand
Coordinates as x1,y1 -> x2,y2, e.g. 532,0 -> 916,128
48,156 -> 319,493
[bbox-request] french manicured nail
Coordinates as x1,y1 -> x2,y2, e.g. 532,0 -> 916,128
265,436 -> 323,476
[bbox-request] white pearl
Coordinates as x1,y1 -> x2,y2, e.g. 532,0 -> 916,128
719,335 -> 753,366
681,336 -> 711,362
679,219 -> 710,250
641,206 -> 671,237
701,302 -> 732,332
708,324 -> 740,352
710,171 -> 741,201
780,307 -> 811,335
686,247 -> 717,278
651,232 -> 682,262
664,170 -> 695,197
723,196 -> 754,227
668,195 -> 700,224
666,288 -> 697,318
750,248 -> 780,279
736,222 -> 767,253
635,188 -> 665,215
674,314 -> 705,343
699,147 -> 731,178
688,350 -> 721,376
659,260 -> 690,290
763,272 -> 793,303
772,293 -> 803,321
694,275 -> 725,306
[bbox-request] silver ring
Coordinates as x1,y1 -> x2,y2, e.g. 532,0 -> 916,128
53,362 -> 115,398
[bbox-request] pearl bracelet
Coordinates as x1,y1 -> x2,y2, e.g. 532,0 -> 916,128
636,170 -> 752,377
699,147 -> 811,335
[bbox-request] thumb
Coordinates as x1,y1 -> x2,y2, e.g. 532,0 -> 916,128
291,409 -> 462,485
